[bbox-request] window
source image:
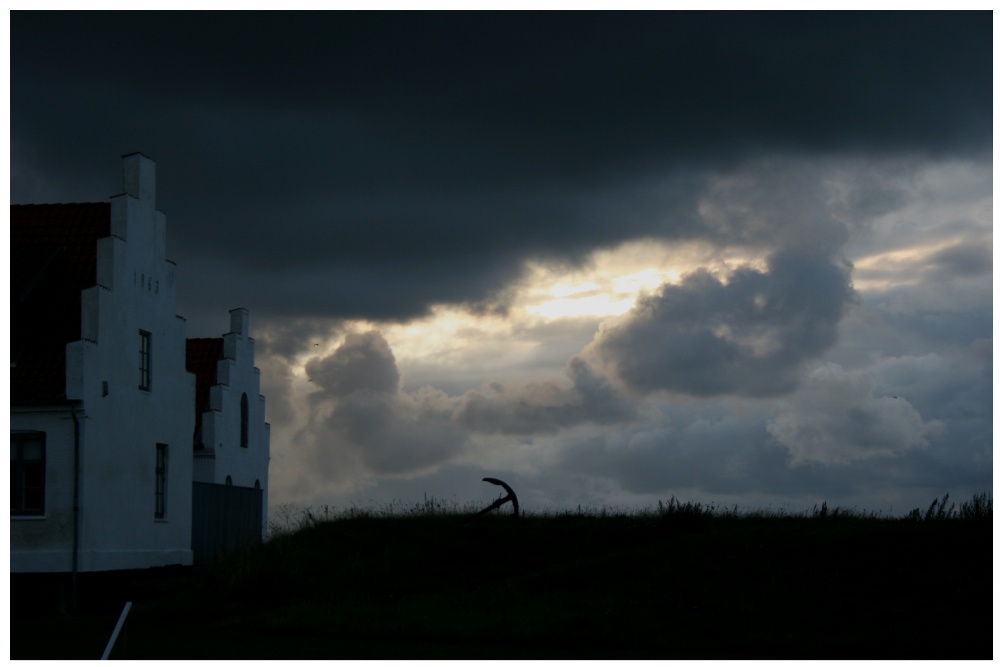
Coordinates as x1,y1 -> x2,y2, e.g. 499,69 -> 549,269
240,393 -> 249,448
139,330 -> 152,390
254,479 -> 261,490
12,432 -> 45,516
154,443 -> 167,519
225,475 -> 233,486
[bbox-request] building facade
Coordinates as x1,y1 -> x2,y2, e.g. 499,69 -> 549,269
188,308 -> 271,540
12,154 -> 194,572
11,153 -> 270,574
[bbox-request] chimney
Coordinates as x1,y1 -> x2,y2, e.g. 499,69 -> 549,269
122,153 -> 156,203
230,308 -> 249,337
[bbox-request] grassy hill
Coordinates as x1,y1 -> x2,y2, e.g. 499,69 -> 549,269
11,495 -> 992,659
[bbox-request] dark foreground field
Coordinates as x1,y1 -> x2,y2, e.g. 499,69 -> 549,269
11,499 -> 992,659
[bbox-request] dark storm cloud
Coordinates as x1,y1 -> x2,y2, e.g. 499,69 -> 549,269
306,331 -> 400,396
454,356 -> 635,435
697,157 -> 854,251
924,242 -> 993,279
10,10 -> 992,518
557,411 -> 809,499
298,331 -> 635,477
873,351 -> 992,430
15,12 -> 991,166
588,248 -> 856,397
254,317 -> 346,360
300,331 -> 467,477
10,11 -> 992,323
16,12 -> 993,157
558,417 -> 984,510
556,366 -> 986,509
322,388 -> 464,476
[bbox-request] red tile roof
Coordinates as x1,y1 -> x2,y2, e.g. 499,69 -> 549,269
186,337 -> 224,449
12,202 -> 226,450
11,203 -> 111,404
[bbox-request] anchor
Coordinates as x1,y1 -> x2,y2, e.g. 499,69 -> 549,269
469,477 -> 519,520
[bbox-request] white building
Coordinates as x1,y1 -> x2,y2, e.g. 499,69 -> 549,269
12,154 -> 194,572
188,308 -> 271,540
11,153 -> 269,575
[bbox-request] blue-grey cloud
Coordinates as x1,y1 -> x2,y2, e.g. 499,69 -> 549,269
454,356 -> 635,435
588,248 -> 857,397
306,331 -> 400,397
299,332 -> 467,477
767,362 -> 943,465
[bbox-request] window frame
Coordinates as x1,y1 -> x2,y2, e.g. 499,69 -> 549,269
12,431 -> 46,517
139,330 -> 152,391
154,443 -> 167,520
240,392 -> 249,448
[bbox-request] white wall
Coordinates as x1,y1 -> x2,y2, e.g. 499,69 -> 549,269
10,407 -> 78,572
62,154 -> 194,571
196,308 -> 271,538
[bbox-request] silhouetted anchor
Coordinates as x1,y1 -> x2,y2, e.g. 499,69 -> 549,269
470,477 -> 519,520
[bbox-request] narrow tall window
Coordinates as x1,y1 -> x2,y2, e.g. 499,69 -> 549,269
240,393 -> 249,448
12,432 -> 45,516
139,330 -> 152,390
154,443 -> 167,519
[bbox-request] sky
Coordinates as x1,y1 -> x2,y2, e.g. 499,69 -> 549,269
9,11 -> 993,517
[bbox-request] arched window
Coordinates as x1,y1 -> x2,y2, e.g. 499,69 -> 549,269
240,392 -> 249,448
225,475 -> 233,486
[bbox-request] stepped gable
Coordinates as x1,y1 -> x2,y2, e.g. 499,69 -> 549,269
11,202 -> 112,403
